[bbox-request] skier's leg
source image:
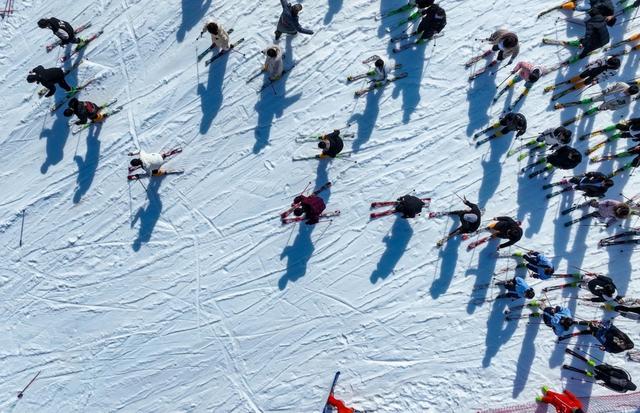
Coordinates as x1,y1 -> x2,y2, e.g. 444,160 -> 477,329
274,30 -> 282,41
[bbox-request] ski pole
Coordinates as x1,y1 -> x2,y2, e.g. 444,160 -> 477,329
17,371 -> 41,399
137,178 -> 147,192
496,72 -> 515,89
19,209 -> 25,247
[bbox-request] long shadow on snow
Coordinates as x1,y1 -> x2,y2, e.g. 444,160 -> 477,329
348,88 -> 383,152
198,52 -> 229,134
324,0 -> 343,24
40,55 -> 81,174
254,38 -> 301,154
477,132 -> 510,210
377,0 -> 410,38
430,224 -> 461,299
177,0 -> 211,43
466,239 -> 499,315
370,216 -> 413,284
73,125 -> 101,203
391,40 -> 427,124
483,295 -> 519,368
516,157 -> 550,238
278,162 -> 331,290
512,319 -> 541,398
131,176 -> 165,252
466,66 -> 496,137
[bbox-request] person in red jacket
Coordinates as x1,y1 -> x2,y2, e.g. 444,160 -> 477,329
325,394 -> 366,413
536,386 -> 584,413
293,194 -> 326,225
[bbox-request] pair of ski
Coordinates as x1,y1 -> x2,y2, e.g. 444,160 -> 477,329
392,33 -> 443,53
347,64 -> 402,82
354,73 -> 408,97
369,198 -> 431,219
599,229 -> 640,247
562,106 -> 601,127
564,211 -> 599,227
128,170 -> 184,181
468,60 -> 500,82
508,140 -> 546,160
591,150 -> 637,163
384,10 -> 422,34
585,133 -> 625,156
203,38 -> 246,66
60,30 -> 104,63
292,152 -> 353,162
375,2 -> 415,21
258,62 -> 298,93
45,22 -> 91,52
71,99 -> 123,135
197,28 -> 234,61
579,124 -> 619,141
279,182 -> 339,224
520,158 -> 553,179
561,200 -> 592,216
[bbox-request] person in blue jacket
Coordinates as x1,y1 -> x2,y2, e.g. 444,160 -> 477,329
543,306 -> 575,336
496,276 -> 535,300
275,1 -> 314,41
523,251 -> 555,280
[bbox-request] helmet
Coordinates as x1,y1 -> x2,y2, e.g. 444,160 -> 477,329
628,85 -> 639,95
503,34 -> 518,49
266,47 -> 277,58
614,204 -> 630,218
26,74 -> 38,83
293,207 -> 304,216
525,288 -> 535,299
555,127 -> 572,144
63,108 -> 74,117
206,22 -> 218,34
292,4 -> 303,13
560,317 -> 574,330
318,141 -> 327,149
37,18 -> 49,28
375,58 -> 384,69
68,98 -> 79,108
606,56 -> 621,69
528,69 -> 541,83
130,158 -> 143,167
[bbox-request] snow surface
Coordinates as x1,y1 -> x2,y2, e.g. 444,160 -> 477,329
1,0 -> 639,412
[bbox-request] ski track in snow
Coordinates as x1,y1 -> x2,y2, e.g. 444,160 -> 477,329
1,0 -> 639,411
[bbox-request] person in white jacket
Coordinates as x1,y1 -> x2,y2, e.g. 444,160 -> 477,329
129,148 -> 182,176
200,21 -> 231,50
262,45 -> 284,81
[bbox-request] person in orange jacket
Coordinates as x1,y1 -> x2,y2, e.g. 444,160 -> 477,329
536,386 -> 584,413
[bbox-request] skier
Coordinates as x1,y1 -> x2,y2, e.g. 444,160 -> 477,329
563,0 -> 616,16
129,148 -> 182,177
37,17 -> 81,46
566,172 -> 614,198
274,1 -> 313,41
368,59 -> 387,82
565,348 -> 637,393
489,29 -> 520,64
26,65 -> 72,97
536,126 -> 573,149
394,195 -> 426,218
200,21 -> 231,50
325,394 -> 366,413
63,98 -> 104,125
542,306 -> 576,336
589,198 -> 632,226
535,386 -> 584,413
580,274 -> 623,302
615,117 -> 640,140
292,193 -> 326,225
479,112 -> 527,140
547,145 -> 583,170
592,82 -> 639,111
569,320 -> 634,353
446,197 -> 482,238
262,45 -> 284,81
496,276 -> 536,300
416,3 -> 447,41
579,10 -> 616,58
523,251 -> 555,279
486,216 -> 522,249
555,56 -> 620,94
317,130 -> 344,158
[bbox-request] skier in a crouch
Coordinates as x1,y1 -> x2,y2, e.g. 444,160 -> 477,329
129,148 -> 182,178
416,3 -> 446,42
200,20 -> 231,51
292,193 -> 326,225
579,9 -> 616,58
38,17 -> 81,46
566,172 -> 614,198
534,127 -> 573,151
63,98 -> 104,125
523,251 -> 555,279
486,216 -> 522,249
317,130 -> 344,159
27,65 -> 72,97
535,386 -> 584,413
497,61 -> 546,98
394,195 -> 426,219
542,306 -> 576,336
567,320 -> 634,353
446,197 -> 481,238
274,1 -> 313,41
262,45 -> 284,81
367,59 -> 387,83
580,274 -> 623,302
496,276 -> 535,300
476,112 -> 527,140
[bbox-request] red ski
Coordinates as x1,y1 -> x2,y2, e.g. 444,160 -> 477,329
281,210 -> 341,224
280,182 -> 332,219
369,197 -> 431,218
467,235 -> 491,250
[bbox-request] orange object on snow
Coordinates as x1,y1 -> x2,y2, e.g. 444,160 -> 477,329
541,389 -> 584,413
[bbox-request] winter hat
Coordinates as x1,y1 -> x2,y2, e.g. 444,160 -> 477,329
525,288 -> 535,299
266,47 -> 277,58
293,207 -> 304,216
130,158 -> 143,167
528,68 -> 541,83
416,0 -> 435,8
503,34 -> 518,49
26,74 -> 38,83
614,204 -> 630,218
555,127 -> 572,144
375,58 -> 384,68
318,141 -> 327,149
37,18 -> 50,28
68,98 -> 79,108
606,57 -> 621,69
63,108 -> 74,117
207,22 -> 218,34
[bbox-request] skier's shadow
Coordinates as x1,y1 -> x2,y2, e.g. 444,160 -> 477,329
390,37 -> 428,124
466,240 -> 499,314
477,132 -> 511,209
177,0 -> 211,43
72,125 -> 101,203
278,162 -> 331,290
254,38 -> 301,154
40,56 -> 81,174
482,295 -> 520,368
324,0 -> 344,24
516,162 -> 550,237
348,88 -> 383,152
430,226 -> 461,299
370,216 -> 413,284
198,52 -> 229,134
466,67 -> 497,137
512,320 -> 541,397
131,176 -> 165,252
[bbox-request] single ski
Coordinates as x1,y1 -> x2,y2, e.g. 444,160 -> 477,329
599,239 -> 640,247
354,73 -> 408,97
586,133 -> 623,155
542,282 -> 580,293
561,201 -> 591,215
197,28 -> 234,61
128,169 -> 184,180
282,210 -> 341,224
204,37 -> 245,66
562,107 -> 600,127
45,23 -> 92,52
384,11 -> 422,33
564,211 -> 599,227
542,38 -> 581,47
465,50 -> 492,68
392,34 -> 442,53
375,3 -> 415,21
60,30 -> 104,63
543,179 -> 569,190
506,87 -> 531,112
537,5 -> 563,18
467,235 -> 491,251
547,186 -> 574,198
578,125 -> 617,141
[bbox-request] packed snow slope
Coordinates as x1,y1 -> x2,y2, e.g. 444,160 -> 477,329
1,0 -> 639,412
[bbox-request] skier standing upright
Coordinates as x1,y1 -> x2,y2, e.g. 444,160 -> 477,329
579,10 -> 616,58
262,45 -> 284,81
317,130 -> 344,159
489,29 -> 520,64
496,276 -> 535,299
200,20 -> 231,50
445,197 -> 481,238
416,3 -> 447,41
274,1 -> 314,41
523,251 -> 555,279
292,193 -> 326,225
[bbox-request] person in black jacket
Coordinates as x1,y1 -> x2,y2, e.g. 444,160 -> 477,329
318,130 -> 344,158
568,172 -> 614,197
26,65 -> 72,97
63,98 -> 104,125
579,10 -> 616,58
446,197 -> 481,238
548,145 -> 582,169
498,112 -> 527,137
275,1 -> 313,41
486,216 -> 522,249
37,17 -> 80,45
615,117 -> 640,140
417,3 -> 446,41
395,195 -> 425,218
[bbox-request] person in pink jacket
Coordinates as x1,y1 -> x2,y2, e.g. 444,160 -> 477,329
590,199 -> 632,226
496,61 -> 547,100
